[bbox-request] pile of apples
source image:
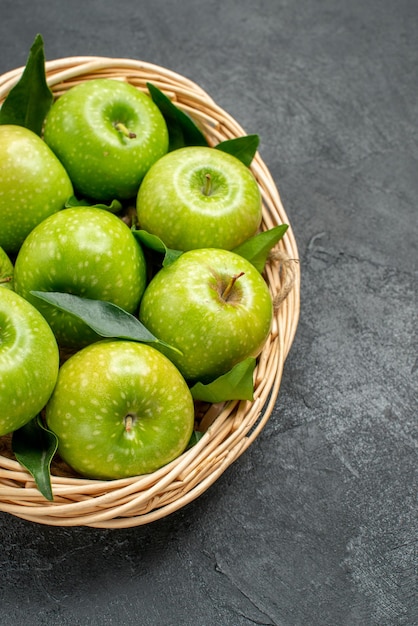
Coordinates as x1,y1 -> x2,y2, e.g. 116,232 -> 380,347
0,49 -> 279,486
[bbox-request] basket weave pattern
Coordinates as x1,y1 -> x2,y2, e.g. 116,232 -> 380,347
0,57 -> 300,528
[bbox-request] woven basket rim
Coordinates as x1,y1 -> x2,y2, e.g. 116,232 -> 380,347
0,56 -> 301,528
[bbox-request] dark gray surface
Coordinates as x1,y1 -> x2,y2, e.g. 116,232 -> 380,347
0,1 -> 416,625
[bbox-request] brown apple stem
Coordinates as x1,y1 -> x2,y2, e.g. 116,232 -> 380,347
121,205 -> 138,229
125,414 -> 134,432
221,272 -> 245,301
115,122 -> 137,139
203,173 -> 212,196
0,276 -> 12,285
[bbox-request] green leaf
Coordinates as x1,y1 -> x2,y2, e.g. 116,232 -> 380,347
30,291 -> 182,355
64,195 -> 123,214
132,229 -> 183,267
147,82 -> 209,151
215,134 -> 260,166
186,430 -> 205,450
12,415 -> 58,501
0,34 -> 53,135
190,357 -> 256,402
233,224 -> 289,272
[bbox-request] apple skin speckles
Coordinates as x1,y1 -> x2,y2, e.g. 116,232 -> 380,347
45,340 -> 194,479
0,289 -> 59,437
0,125 -> 73,254
139,248 -> 273,383
14,207 -> 147,349
43,78 -> 169,203
136,146 -> 262,251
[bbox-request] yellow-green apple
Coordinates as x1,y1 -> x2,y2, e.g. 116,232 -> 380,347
0,288 -> 59,436
139,248 -> 273,382
45,340 -> 195,479
43,78 -> 169,203
0,125 -> 73,254
14,207 -> 147,349
0,246 -> 14,290
136,146 -> 262,251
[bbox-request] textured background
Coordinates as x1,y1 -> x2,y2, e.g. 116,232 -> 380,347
0,1 -> 416,625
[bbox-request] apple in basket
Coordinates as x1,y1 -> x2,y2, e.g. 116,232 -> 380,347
13,206 -> 147,349
0,124 -> 73,254
43,78 -> 169,203
45,340 -> 195,480
139,247 -> 273,383
136,146 -> 262,251
0,246 -> 14,290
0,288 -> 59,437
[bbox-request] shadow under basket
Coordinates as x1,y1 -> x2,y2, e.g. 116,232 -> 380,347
0,57 -> 301,528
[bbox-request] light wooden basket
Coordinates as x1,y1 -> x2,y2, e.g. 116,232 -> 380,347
0,57 -> 300,528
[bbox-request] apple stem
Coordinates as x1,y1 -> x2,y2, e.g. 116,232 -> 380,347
221,272 -> 245,301
125,414 -> 134,432
114,122 -> 137,139
0,276 -> 12,285
121,205 -> 138,229
203,173 -> 212,196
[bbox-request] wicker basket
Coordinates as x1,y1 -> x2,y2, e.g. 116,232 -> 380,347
0,57 -> 300,528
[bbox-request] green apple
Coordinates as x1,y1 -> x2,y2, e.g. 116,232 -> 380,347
139,248 -> 273,382
45,340 -> 195,479
0,246 -> 14,290
43,78 -> 169,203
14,207 -> 147,349
0,125 -> 73,254
136,146 -> 262,251
0,288 -> 59,437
